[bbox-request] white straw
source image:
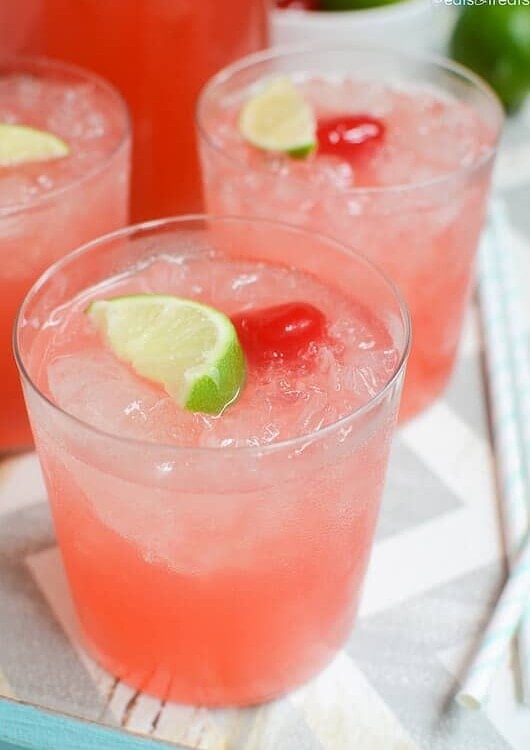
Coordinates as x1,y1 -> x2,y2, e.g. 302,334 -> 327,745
489,203 -> 530,704
479,216 -> 529,551
460,209 -> 530,708
457,535 -> 530,709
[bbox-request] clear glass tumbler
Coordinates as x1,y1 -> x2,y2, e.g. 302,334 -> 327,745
15,215 -> 410,706
1,56 -> 130,452
197,46 -> 503,420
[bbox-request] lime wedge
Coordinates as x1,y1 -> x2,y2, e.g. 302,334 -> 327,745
87,295 -> 246,415
0,123 -> 69,167
239,77 -> 316,157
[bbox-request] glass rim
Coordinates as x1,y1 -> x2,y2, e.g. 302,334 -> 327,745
14,213 -> 411,456
196,42 -> 504,196
0,54 -> 131,218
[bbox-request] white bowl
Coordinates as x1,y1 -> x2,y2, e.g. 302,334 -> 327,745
271,1 -> 453,55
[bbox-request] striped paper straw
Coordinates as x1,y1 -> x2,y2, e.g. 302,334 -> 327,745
460,210 -> 530,708
479,217 -> 529,553
457,535 -> 530,709
490,203 -> 530,704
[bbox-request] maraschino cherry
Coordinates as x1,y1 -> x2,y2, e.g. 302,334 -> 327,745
232,302 -> 326,365
276,0 -> 317,9
317,115 -> 385,159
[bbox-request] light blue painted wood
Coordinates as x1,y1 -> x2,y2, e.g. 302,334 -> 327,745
0,697 -> 185,750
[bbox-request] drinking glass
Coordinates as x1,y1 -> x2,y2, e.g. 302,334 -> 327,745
16,215 -> 410,705
197,46 -> 503,419
1,56 -> 130,451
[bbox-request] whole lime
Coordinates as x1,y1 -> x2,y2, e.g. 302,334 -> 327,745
451,5 -> 530,114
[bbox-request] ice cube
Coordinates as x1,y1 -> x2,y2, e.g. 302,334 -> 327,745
47,350 -> 192,444
0,173 -> 38,209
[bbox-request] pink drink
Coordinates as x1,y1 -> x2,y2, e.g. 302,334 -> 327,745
0,57 -> 130,451
17,0 -> 268,221
198,48 -> 503,420
0,1 -> 40,56
16,217 -> 409,705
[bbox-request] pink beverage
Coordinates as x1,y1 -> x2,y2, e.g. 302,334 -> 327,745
19,0 -> 269,221
16,217 -> 410,706
0,57 -> 130,451
197,48 -> 503,420
0,1 -> 40,56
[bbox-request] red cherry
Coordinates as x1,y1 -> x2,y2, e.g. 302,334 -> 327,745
232,302 -> 326,365
276,0 -> 317,9
317,115 -> 385,160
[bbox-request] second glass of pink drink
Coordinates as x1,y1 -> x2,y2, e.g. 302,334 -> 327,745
198,47 -> 503,419
16,216 -> 410,705
0,57 -> 130,451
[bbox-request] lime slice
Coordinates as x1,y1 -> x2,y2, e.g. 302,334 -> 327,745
87,295 -> 246,415
239,77 -> 316,157
0,123 -> 69,167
